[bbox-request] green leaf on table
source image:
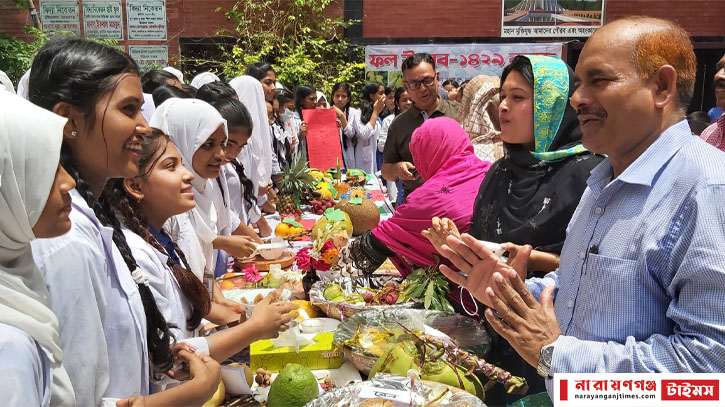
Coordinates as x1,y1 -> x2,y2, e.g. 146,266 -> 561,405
327,184 -> 338,198
350,197 -> 363,205
424,281 -> 435,309
282,218 -> 303,228
407,283 -> 424,299
323,208 -> 346,222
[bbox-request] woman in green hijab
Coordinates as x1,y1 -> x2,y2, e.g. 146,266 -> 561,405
428,55 -> 603,405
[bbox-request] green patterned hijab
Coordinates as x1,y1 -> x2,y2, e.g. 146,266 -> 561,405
527,55 -> 588,162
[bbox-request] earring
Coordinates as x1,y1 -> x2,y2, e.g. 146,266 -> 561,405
71,131 -> 77,137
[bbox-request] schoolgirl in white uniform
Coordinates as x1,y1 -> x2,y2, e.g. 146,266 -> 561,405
0,92 -> 75,406
29,38 -> 220,406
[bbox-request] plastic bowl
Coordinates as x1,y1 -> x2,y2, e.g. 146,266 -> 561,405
300,319 -> 324,334
256,241 -> 285,260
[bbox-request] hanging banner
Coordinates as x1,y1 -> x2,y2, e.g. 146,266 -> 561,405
126,0 -> 167,40
501,0 -> 604,38
83,1 -> 124,40
39,0 -> 81,35
128,45 -> 168,68
365,43 -> 563,86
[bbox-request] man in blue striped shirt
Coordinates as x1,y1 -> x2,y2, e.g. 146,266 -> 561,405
438,16 -> 725,398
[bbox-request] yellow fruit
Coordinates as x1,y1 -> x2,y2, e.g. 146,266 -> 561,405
274,223 -> 290,237
219,280 -> 235,291
311,212 -> 353,240
291,300 -> 322,319
309,170 -> 325,180
202,380 -> 225,407
289,226 -> 303,235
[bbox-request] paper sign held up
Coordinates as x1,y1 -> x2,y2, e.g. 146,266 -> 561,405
302,108 -> 344,171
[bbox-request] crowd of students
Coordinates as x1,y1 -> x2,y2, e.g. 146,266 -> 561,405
2,15 -> 725,407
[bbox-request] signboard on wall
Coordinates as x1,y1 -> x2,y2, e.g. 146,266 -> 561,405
39,0 -> 81,35
364,43 -> 563,86
83,1 -> 124,40
128,45 -> 168,68
501,0 -> 604,37
126,0 -> 167,40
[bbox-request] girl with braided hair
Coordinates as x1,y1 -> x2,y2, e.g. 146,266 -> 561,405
104,130 -> 296,393
29,38 -> 221,406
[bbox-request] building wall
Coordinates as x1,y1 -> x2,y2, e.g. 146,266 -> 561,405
361,0 -> 725,39
2,0 -> 722,70
0,0 -> 239,62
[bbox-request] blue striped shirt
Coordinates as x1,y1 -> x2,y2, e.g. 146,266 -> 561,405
526,120 -> 725,381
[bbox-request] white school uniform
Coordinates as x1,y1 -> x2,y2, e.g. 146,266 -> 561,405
340,107 -> 359,168
151,98 -> 230,278
0,324 -> 53,406
230,76 -> 273,206
33,190 -> 150,403
0,92 -> 74,406
350,109 -> 379,173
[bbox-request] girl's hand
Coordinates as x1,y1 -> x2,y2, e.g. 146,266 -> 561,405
224,235 -> 257,258
216,296 -> 246,315
333,106 -> 345,118
256,217 -> 272,237
373,96 -> 386,115
182,351 -> 221,400
116,396 -> 145,407
422,217 -> 461,255
248,292 -> 298,340
501,242 -> 523,267
299,122 -> 308,138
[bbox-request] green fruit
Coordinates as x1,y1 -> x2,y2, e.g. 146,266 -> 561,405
344,293 -> 364,304
266,363 -> 319,407
331,295 -> 345,303
311,212 -> 353,240
421,359 -> 484,398
267,276 -> 282,289
369,340 -> 420,379
323,284 -> 343,301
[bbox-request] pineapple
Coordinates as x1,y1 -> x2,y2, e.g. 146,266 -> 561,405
279,153 -> 316,214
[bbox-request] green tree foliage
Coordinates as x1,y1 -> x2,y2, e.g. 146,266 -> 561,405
0,26 -> 118,84
217,0 -> 365,99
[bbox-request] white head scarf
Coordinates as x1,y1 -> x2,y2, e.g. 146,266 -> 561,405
0,70 -> 15,94
191,72 -> 221,89
163,66 -> 184,84
16,69 -> 30,100
149,98 -> 228,259
229,76 -> 273,193
316,91 -> 328,106
0,92 -> 75,404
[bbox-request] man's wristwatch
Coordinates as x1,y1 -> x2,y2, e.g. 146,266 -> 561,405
537,343 -> 555,377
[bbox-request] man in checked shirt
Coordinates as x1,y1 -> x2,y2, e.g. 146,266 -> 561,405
435,16 -> 725,399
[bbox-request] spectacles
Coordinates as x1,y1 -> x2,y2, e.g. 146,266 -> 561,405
404,75 -> 436,90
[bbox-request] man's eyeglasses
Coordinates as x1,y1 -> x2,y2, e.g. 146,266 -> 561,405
404,75 -> 436,90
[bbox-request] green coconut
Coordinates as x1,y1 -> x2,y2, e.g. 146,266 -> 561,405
369,340 -> 420,379
421,359 -> 485,399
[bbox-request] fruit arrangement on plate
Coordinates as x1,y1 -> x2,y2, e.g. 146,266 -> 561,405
331,309 -> 525,401
344,169 -> 367,187
308,277 -> 418,321
274,215 -> 308,240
